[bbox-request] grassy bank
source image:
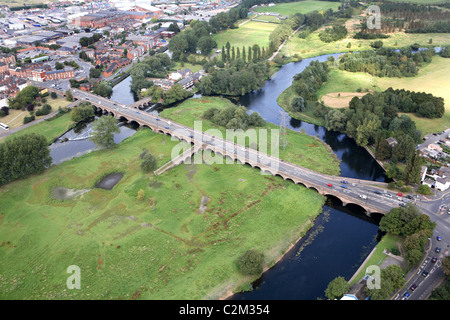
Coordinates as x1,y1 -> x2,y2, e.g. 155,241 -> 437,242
0,127 -> 325,299
349,234 -> 404,285
160,96 -> 340,176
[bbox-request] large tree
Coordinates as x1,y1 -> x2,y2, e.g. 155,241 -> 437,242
325,276 -> 350,300
0,133 -> 52,185
89,116 -> 120,149
71,103 -> 95,123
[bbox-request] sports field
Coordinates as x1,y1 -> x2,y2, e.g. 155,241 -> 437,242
212,21 -> 277,49
254,1 -> 341,16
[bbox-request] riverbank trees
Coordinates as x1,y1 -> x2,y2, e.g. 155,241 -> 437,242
196,60 -> 271,96
338,47 -> 434,78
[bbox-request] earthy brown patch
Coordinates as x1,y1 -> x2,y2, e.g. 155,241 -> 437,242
321,92 -> 368,108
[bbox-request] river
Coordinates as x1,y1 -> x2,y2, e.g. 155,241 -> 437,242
51,53 -> 388,300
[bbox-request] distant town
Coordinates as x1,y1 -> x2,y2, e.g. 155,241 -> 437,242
0,0 -> 237,107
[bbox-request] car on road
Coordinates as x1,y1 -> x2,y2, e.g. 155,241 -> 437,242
373,190 -> 382,194
437,236 -> 442,241
385,193 -> 392,198
410,284 -> 417,291
435,247 -> 441,253
167,121 -> 173,125
402,292 -> 410,300
156,118 -> 160,121
326,183 -> 333,187
136,111 -> 140,114
340,185 -> 348,189
164,126 -> 169,129
399,203 -> 406,207
422,270 -> 429,277
431,257 -> 437,263
341,180 -> 349,184
397,192 -> 403,197
359,194 -> 367,199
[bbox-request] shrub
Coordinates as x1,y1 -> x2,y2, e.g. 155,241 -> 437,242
23,114 -> 35,124
237,249 -> 264,275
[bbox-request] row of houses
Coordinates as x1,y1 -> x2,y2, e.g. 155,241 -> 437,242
153,68 -> 204,91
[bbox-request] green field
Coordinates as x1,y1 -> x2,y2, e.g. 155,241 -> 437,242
316,56 -> 450,136
254,1 -> 341,16
212,21 -> 277,50
0,127 -> 326,299
160,96 -> 341,176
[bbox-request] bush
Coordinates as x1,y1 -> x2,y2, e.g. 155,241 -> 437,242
141,153 -> 158,173
23,114 -> 36,124
237,250 -> 264,275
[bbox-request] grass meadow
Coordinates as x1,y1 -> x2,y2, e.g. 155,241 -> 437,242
212,21 -> 278,49
253,1 -> 341,16
160,96 -> 341,176
0,127 -> 326,299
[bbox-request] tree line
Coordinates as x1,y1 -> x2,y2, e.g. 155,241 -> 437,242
338,45 -> 434,78
292,60 -> 329,103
